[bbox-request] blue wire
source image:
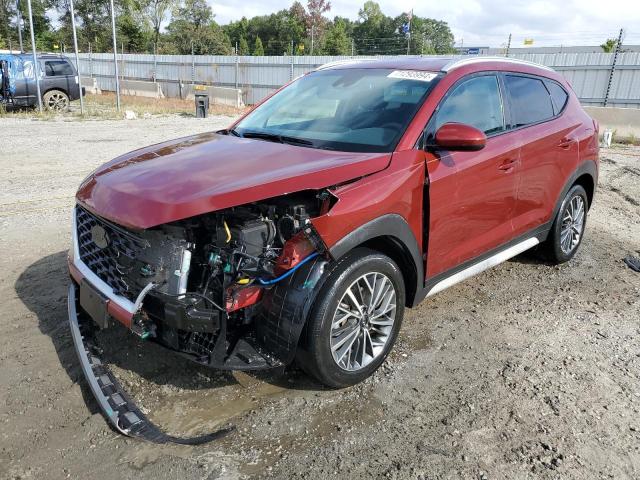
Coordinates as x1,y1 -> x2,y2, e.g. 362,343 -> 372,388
257,252 -> 320,285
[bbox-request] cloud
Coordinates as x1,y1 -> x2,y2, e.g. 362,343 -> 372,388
210,0 -> 640,47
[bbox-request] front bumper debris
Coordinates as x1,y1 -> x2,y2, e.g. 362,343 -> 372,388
68,284 -> 234,444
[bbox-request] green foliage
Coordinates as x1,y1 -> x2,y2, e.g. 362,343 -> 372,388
253,36 -> 264,56
601,38 -> 617,53
166,0 -> 231,54
352,2 -> 455,54
238,36 -> 249,55
323,18 -> 350,55
3,0 -> 455,57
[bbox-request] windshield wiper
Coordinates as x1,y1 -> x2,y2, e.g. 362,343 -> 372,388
241,131 -> 314,147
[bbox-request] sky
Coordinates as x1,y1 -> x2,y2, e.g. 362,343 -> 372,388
210,0 -> 640,47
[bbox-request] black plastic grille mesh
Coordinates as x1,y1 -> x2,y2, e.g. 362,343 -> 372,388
76,206 -> 148,300
178,331 -> 217,358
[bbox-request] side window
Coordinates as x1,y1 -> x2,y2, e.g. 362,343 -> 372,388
546,81 -> 569,115
45,60 -> 74,77
434,75 -> 505,135
504,75 -> 554,126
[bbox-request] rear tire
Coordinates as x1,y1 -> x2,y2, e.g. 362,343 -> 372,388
542,185 -> 588,264
43,90 -> 69,111
296,248 -> 405,388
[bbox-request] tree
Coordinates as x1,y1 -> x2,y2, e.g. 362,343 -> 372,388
141,0 -> 176,48
118,13 -> 149,52
166,0 -> 232,54
601,38 -> 617,53
253,35 -> 264,55
238,36 -> 249,55
323,18 -> 350,55
306,0 -> 330,52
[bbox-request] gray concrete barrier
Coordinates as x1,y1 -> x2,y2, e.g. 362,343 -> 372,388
81,77 -> 101,95
584,106 -> 640,139
183,84 -> 244,108
119,80 -> 164,98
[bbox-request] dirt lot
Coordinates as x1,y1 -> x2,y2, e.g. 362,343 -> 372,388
0,115 -> 639,480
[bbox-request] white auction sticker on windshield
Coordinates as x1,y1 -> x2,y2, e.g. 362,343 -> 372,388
387,70 -> 437,82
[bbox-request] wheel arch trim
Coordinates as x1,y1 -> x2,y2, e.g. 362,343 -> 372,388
328,213 -> 424,305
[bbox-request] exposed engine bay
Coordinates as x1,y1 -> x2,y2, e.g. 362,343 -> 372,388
79,190 -> 332,370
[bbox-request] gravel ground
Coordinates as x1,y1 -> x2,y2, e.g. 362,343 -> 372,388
0,116 -> 639,480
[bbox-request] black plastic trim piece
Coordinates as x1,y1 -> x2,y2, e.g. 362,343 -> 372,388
256,256 -> 331,365
68,284 -> 234,444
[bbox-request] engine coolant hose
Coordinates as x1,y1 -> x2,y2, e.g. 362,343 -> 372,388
257,252 -> 320,285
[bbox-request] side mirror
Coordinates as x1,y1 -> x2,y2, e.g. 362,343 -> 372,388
433,122 -> 486,151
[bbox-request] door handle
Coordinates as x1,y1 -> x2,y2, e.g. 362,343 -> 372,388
558,138 -> 575,149
498,158 -> 517,171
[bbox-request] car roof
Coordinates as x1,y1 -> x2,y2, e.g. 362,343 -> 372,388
15,52 -> 68,60
317,56 -> 555,76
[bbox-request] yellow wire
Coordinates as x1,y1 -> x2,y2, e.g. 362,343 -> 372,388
237,278 -> 250,285
223,220 -> 231,243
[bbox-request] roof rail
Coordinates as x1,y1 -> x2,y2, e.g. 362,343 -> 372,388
315,58 -> 378,71
441,56 -> 554,73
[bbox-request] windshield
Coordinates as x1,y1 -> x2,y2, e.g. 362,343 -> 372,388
234,68 -> 439,153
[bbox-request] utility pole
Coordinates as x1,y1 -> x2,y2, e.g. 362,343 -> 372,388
604,28 -> 624,107
351,38 -> 354,56
16,0 -> 24,52
234,41 -> 238,89
505,33 -> 512,57
311,23 -> 315,56
191,40 -> 195,85
153,42 -> 157,82
69,0 -> 84,114
406,9 -> 412,55
25,0 -> 42,112
109,0 -> 121,112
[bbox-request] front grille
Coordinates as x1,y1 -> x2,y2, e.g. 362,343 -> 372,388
76,206 -> 149,300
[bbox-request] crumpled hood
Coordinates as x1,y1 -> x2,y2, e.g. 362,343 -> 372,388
77,132 -> 391,229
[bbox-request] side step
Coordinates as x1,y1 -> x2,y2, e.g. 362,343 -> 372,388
68,284 -> 234,444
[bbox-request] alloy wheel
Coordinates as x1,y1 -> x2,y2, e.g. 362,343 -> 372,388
330,272 -> 397,372
560,195 -> 585,254
46,92 -> 69,111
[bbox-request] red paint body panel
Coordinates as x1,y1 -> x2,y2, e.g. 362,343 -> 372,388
425,133 -> 520,277
77,132 -> 391,229
311,150 -> 425,252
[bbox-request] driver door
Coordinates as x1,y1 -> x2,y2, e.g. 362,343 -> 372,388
425,73 -> 521,278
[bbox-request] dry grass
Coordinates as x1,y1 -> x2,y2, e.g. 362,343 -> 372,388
0,93 -> 247,121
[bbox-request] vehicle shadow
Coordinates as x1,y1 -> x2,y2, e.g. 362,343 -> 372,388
15,251 -> 325,405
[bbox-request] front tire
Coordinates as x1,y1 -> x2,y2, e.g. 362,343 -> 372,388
297,248 -> 405,388
542,185 -> 588,264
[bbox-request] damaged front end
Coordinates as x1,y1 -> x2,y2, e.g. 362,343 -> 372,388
69,190 -> 333,372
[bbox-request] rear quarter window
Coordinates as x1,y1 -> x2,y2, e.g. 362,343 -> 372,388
45,60 -> 74,77
504,75 -> 554,127
546,81 -> 569,114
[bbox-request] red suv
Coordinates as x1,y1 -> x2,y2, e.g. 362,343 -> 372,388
68,57 -> 598,435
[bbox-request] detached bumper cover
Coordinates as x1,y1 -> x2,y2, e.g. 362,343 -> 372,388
68,284 -> 234,444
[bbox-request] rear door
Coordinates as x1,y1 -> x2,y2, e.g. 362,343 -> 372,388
425,73 -> 521,278
503,74 -> 579,235
43,59 -> 78,99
